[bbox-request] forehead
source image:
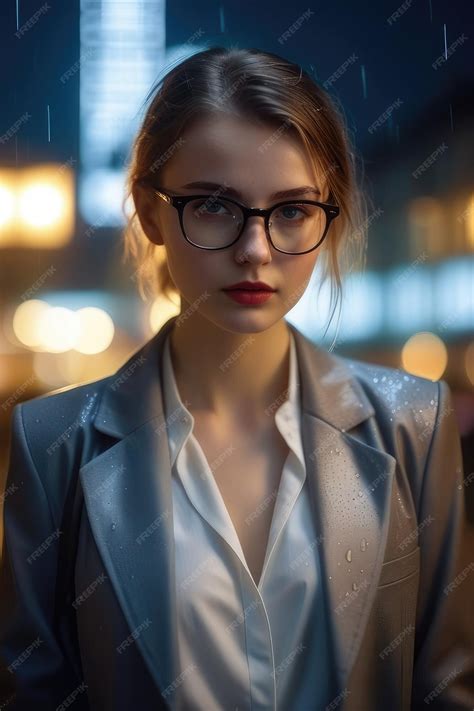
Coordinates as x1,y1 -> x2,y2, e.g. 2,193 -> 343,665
160,113 -> 322,201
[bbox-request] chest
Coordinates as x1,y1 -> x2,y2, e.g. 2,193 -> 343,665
192,416 -> 291,585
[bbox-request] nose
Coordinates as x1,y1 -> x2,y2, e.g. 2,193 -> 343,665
233,214 -> 272,264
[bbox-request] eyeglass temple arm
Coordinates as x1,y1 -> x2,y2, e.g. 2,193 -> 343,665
153,189 -> 172,205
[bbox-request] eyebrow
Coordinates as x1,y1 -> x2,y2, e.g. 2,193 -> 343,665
179,181 -> 321,201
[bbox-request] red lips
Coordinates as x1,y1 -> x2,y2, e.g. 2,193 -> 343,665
223,281 -> 275,291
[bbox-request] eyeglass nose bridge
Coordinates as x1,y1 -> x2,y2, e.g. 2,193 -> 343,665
234,205 -> 274,243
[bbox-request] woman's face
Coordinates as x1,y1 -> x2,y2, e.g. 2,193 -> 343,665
140,113 -> 328,334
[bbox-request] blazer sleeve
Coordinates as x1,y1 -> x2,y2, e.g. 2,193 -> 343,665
411,379 -> 474,709
0,403 -> 89,711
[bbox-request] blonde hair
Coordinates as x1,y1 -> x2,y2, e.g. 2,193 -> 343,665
122,46 -> 371,341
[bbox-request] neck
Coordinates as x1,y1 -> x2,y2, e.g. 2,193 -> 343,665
168,309 -> 292,430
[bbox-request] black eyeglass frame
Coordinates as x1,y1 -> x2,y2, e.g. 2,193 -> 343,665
147,185 -> 340,255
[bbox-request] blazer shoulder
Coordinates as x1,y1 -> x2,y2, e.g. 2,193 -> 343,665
334,352 -> 443,436
6,375 -> 114,528
16,373 -> 112,432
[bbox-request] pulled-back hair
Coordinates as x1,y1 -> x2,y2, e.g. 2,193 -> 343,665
122,46 -> 370,340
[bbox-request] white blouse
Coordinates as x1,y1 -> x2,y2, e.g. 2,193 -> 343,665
161,329 -> 332,710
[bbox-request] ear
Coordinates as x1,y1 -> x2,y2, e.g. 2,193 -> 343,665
132,183 -> 165,246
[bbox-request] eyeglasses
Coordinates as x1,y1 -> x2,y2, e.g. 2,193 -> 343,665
146,185 -> 340,255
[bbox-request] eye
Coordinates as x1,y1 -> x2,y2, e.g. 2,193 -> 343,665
274,204 -> 310,220
193,199 -> 232,217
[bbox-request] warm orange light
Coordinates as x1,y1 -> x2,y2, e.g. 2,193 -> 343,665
401,331 -> 448,380
0,164 -> 75,247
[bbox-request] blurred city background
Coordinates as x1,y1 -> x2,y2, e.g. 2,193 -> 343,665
1,0 -> 473,519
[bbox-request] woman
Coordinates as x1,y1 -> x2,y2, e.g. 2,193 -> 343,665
1,47 -> 473,711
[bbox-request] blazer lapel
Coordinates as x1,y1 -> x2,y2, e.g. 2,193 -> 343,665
293,329 -> 396,699
79,314 -> 395,704
79,316 -> 180,698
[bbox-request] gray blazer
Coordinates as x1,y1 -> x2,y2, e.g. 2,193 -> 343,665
1,314 -> 473,710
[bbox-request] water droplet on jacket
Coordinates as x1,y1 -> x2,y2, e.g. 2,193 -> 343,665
360,538 -> 368,551
111,522 -> 116,530
352,582 -> 358,591
35,418 -> 41,423
345,549 -> 352,562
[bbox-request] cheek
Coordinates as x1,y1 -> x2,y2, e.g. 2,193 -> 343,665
283,253 -> 318,291
164,235 -> 217,293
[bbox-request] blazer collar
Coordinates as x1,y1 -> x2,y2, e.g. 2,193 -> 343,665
93,314 -> 375,439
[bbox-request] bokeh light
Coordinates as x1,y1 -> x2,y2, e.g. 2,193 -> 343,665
401,332 -> 448,380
